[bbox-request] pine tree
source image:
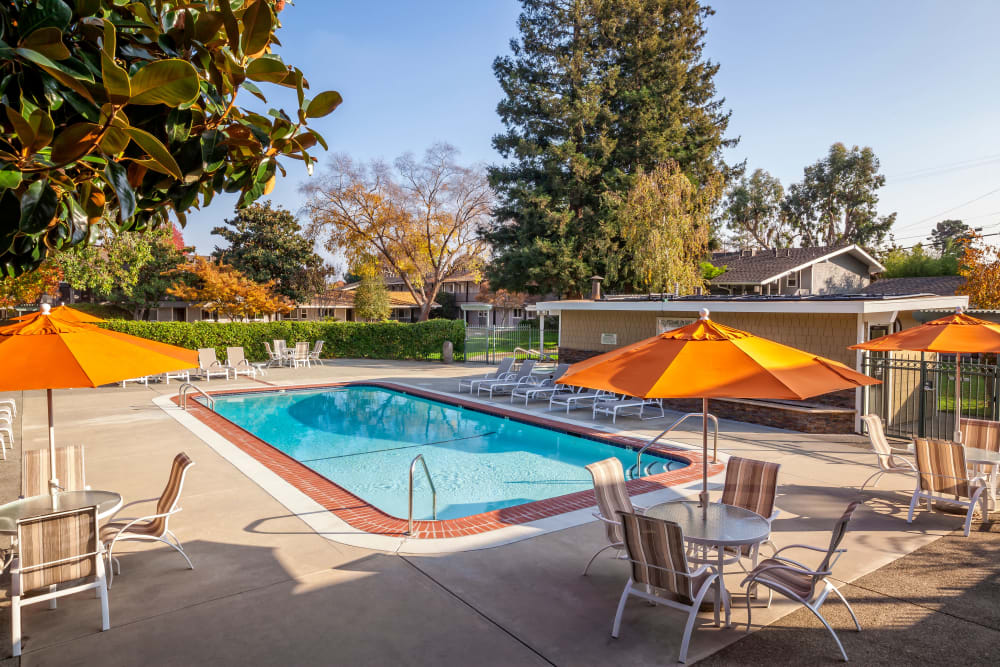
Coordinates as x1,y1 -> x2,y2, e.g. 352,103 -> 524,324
485,0 -> 734,297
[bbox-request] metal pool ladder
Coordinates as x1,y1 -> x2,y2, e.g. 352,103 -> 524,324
179,383 -> 215,411
408,454 -> 437,535
628,412 -> 719,479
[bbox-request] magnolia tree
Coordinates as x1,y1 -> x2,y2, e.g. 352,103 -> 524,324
0,0 -> 340,277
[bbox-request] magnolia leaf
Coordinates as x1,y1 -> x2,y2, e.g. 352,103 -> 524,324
194,11 -> 225,43
20,0 -> 72,35
20,27 -> 70,61
50,122 -> 102,164
129,59 -> 200,106
246,57 -> 287,83
241,0 -> 274,58
104,160 -> 136,221
102,18 -> 115,56
241,80 -> 267,103
99,126 -> 130,154
305,91 -> 343,118
101,51 -> 131,104
19,180 -> 58,235
218,0 -> 242,55
123,126 -> 183,179
4,106 -> 36,151
0,166 -> 22,189
27,108 -> 55,153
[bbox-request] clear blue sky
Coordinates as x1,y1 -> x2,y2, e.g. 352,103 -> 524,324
183,0 -> 1000,257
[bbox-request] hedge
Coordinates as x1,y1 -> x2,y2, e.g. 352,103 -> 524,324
99,319 -> 466,362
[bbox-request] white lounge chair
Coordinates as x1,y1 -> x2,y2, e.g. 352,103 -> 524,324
549,388 -> 614,413
592,395 -> 665,423
159,369 -> 191,385
458,357 -> 515,393
226,347 -> 258,378
478,360 -> 537,399
119,376 -> 150,387
510,364 -> 573,404
197,348 -> 230,381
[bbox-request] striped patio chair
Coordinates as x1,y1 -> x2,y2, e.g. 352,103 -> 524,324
859,414 -> 916,492
23,445 -> 88,497
612,512 -> 727,664
718,456 -> 781,566
908,438 -> 988,537
582,458 -> 646,575
741,502 -> 861,662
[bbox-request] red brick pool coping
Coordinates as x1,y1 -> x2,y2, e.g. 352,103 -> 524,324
174,382 -> 724,539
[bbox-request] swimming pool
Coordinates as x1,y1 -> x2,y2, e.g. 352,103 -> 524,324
207,385 -> 686,521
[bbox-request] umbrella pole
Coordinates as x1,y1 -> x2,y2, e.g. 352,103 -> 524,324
954,359 -> 962,444
47,388 -> 59,497
700,398 -> 709,508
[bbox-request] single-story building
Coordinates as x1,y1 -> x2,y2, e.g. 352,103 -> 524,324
536,289 -> 969,434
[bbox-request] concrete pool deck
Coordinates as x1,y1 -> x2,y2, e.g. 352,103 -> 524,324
0,360 -> 980,664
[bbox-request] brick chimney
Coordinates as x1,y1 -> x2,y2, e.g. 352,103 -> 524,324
590,275 -> 604,300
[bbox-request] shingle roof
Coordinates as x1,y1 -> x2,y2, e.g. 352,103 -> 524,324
709,245 -> 875,284
298,290 -> 422,309
859,275 -> 965,297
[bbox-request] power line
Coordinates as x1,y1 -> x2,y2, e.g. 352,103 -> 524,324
892,186 -> 1000,232
885,153 -> 1000,183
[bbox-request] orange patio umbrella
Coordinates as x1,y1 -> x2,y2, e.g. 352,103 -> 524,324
13,304 -> 105,324
558,309 -> 880,506
849,306 -> 1000,443
0,304 -> 198,496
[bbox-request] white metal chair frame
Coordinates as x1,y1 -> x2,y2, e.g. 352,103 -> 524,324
159,369 -> 191,385
225,347 -> 258,378
859,414 -> 916,492
103,458 -> 196,587
592,395 -> 665,424
263,342 -> 284,368
308,340 -> 326,366
458,358 -> 515,393
197,348 -> 231,381
290,341 -> 311,368
11,506 -> 110,657
477,360 -> 537,399
549,388 -> 614,413
907,469 -> 987,537
119,376 -> 150,387
510,366 -> 572,405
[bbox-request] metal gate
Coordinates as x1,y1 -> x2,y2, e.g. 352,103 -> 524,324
463,322 -> 538,364
862,353 -> 1000,440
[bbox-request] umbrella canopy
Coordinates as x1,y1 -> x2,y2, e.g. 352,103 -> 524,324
849,306 -> 997,442
0,303 -> 198,495
558,309 -> 879,505
12,304 -> 105,324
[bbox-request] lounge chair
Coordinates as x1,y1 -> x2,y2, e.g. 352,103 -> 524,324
119,376 -> 150,387
612,512 -> 728,664
308,340 -> 326,366
582,457 -> 647,575
458,357 -> 515,393
159,369 -> 191,385
226,346 -> 258,378
510,364 -> 572,404
291,341 -> 311,368
0,398 -> 16,417
23,445 -> 88,496
549,388 -> 614,413
11,506 -> 110,656
478,359 -> 537,399
592,395 -> 664,423
197,348 -> 230,381
0,425 -> 10,459
102,453 -> 195,586
859,414 -> 916,492
741,502 -> 862,662
907,437 -> 987,537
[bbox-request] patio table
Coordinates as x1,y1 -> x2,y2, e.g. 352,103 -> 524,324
964,446 -> 1000,509
0,490 -> 123,535
646,501 -> 771,608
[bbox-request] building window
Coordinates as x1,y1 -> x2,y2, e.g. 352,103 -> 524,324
787,271 -> 798,288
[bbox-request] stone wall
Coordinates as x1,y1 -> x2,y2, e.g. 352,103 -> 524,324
655,398 -> 856,434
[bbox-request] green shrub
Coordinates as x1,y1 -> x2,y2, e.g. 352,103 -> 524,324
98,319 -> 466,362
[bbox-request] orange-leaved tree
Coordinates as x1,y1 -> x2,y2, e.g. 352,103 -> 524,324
0,261 -> 63,315
957,232 -> 1000,308
167,257 -> 291,320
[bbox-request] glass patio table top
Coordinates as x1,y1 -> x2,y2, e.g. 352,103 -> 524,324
0,490 -> 123,534
646,501 -> 770,547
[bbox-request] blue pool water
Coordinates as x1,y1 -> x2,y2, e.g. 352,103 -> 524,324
207,386 -> 685,520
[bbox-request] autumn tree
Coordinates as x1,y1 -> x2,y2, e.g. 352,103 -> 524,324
167,256 -> 291,320
0,0 -> 341,277
722,169 -> 791,249
782,143 -> 895,247
485,0 -> 734,297
957,233 -> 1000,308
303,144 -> 491,321
476,285 -> 528,326
212,201 -> 329,301
0,260 -> 62,315
603,162 -> 720,294
352,274 -> 391,322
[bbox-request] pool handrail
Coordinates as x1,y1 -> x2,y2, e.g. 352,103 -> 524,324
408,454 -> 437,535
629,412 -> 718,479
179,383 -> 215,412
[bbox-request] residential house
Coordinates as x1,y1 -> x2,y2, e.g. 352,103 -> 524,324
709,245 -> 884,296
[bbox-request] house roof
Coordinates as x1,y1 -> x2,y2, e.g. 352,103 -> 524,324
859,275 -> 965,297
298,290 -> 422,309
710,245 -> 885,285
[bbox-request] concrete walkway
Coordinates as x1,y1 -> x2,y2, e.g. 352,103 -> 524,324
0,360 -> 979,665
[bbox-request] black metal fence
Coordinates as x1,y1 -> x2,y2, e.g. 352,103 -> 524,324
862,353 -> 1000,440
463,322 -> 542,364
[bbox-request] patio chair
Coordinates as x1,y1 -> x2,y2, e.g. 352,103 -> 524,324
308,340 -> 326,366
23,445 -> 88,497
11,506 -> 110,656
159,369 -> 191,385
859,414 -> 916,492
102,452 -> 195,586
0,426 -> 10,459
0,398 -> 16,417
478,359 -> 537,399
510,364 -> 572,404
226,346 -> 258,378
612,512 -> 727,664
582,457 -> 647,575
197,348 -> 230,381
458,357 -> 515,393
960,416 -> 1000,507
291,341 -> 311,368
741,502 -> 862,662
549,388 -> 614,413
592,395 -> 665,424
907,438 -> 988,537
